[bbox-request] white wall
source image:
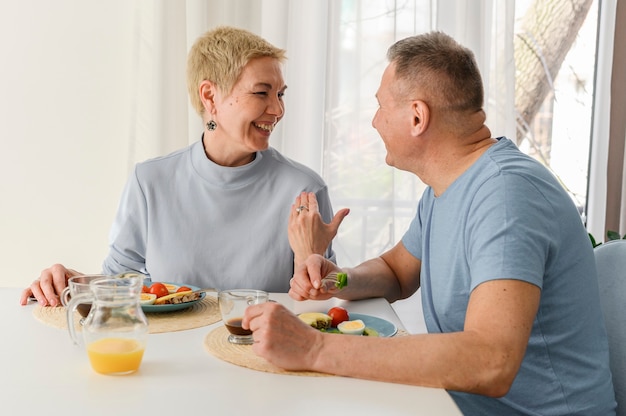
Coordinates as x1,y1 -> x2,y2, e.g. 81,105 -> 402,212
0,1 -> 138,287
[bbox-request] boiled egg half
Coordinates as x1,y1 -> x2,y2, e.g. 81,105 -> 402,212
139,293 -> 157,305
337,319 -> 365,335
164,283 -> 179,294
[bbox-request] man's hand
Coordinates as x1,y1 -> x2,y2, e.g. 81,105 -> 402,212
288,254 -> 341,301
243,302 -> 323,371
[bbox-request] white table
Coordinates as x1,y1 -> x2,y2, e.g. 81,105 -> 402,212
1,288 -> 461,416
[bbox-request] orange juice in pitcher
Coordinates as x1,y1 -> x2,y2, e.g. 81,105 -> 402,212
87,337 -> 145,375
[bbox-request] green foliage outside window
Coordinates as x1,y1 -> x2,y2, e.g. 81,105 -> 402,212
588,231 -> 626,248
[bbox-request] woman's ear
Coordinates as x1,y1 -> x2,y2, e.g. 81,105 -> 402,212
199,80 -> 217,116
410,100 -> 429,136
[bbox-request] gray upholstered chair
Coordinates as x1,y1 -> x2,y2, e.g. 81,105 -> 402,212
594,239 -> 626,415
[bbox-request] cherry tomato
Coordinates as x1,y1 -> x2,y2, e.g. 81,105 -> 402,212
176,286 -> 192,293
142,285 -> 150,293
327,306 -> 349,327
148,282 -> 169,298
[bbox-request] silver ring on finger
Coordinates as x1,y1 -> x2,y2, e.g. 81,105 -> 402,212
296,205 -> 309,214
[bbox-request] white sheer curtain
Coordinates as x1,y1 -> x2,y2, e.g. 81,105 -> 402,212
127,0 -> 516,265
279,0 -> 516,265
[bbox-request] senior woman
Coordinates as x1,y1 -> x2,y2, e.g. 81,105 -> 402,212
21,26 -> 348,306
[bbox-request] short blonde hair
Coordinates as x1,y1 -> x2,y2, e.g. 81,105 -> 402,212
187,26 -> 287,116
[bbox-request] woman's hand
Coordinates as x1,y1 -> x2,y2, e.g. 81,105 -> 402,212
288,192 -> 349,266
20,264 -> 81,306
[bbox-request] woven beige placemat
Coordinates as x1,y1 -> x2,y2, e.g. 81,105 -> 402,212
204,326 -> 409,376
32,295 -> 220,334
204,325 -> 332,377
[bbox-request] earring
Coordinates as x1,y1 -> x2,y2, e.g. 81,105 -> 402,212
206,120 -> 217,131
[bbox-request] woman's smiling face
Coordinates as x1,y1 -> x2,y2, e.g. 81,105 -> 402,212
213,56 -> 287,157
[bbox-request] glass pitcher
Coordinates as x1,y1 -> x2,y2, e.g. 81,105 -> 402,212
66,274 -> 149,375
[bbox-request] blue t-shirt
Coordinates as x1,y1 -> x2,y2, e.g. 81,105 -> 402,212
402,137 -> 616,415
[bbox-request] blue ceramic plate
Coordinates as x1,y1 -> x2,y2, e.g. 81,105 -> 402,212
141,282 -> 206,313
337,313 -> 398,337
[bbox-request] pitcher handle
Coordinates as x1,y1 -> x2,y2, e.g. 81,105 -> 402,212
66,292 -> 93,346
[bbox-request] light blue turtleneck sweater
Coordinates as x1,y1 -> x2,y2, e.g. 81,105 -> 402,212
102,139 -> 336,292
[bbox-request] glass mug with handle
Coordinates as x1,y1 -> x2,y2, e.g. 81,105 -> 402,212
61,274 -> 109,323
218,289 -> 269,344
66,275 -> 149,375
